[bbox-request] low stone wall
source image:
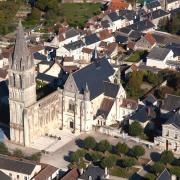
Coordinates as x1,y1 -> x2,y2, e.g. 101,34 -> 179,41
98,126 -> 155,148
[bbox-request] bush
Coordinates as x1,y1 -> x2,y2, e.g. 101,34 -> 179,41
110,166 -> 127,177
0,142 -> 9,155
115,142 -> 129,156
13,149 -> 24,158
83,136 -> 96,150
170,166 -> 180,177
131,145 -> 145,160
129,122 -> 143,137
28,152 -> 42,162
97,140 -> 112,153
160,150 -> 174,165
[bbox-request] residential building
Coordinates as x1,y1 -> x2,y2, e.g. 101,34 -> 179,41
146,46 -> 175,69
0,155 -> 59,180
145,0 -> 162,12
134,33 -> 157,51
154,111 -> 180,153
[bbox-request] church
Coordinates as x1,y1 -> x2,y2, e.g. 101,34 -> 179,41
8,22 -> 126,147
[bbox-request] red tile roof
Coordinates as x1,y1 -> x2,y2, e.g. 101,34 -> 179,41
121,98 -> 138,110
61,168 -> 79,180
108,0 -> 129,11
98,29 -> 112,41
144,33 -> 156,45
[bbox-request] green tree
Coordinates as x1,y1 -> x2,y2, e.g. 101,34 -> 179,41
90,151 -> 103,163
129,121 -> 143,137
76,149 -> 86,158
97,140 -> 112,153
131,145 -> 145,160
115,142 -> 129,156
70,151 -> 79,163
122,157 -> 136,170
151,162 -> 165,175
13,149 -> 24,158
83,136 -> 96,150
100,155 -> 117,169
160,150 -> 174,165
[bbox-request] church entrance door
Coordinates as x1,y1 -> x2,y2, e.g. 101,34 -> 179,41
70,121 -> 74,129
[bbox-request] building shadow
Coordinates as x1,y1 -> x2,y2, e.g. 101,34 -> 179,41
150,151 -> 161,162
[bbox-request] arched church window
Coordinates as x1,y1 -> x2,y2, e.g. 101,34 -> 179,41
69,100 -> 75,112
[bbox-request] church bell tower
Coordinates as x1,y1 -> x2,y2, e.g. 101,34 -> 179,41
8,21 -> 36,145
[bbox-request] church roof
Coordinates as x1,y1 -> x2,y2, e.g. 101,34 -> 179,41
165,111 -> 180,129
72,58 -> 115,100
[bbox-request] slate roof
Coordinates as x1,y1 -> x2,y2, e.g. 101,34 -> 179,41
129,20 -> 155,32
146,0 -> 161,9
142,94 -> 157,106
84,33 -> 100,45
165,111 -> 180,129
129,30 -> 142,41
147,47 -> 171,61
146,9 -> 169,20
0,155 -> 37,175
166,43 -> 180,57
79,166 -> 105,180
72,58 -> 115,100
64,40 -> 85,51
161,94 -> 180,111
108,12 -> 124,22
104,81 -> 119,98
156,168 -> 171,180
115,35 -> 128,44
119,27 -> 132,35
33,52 -> 47,61
0,171 -> 11,180
130,105 -> 156,123
101,20 -> 110,28
65,28 -> 79,39
167,0 -> 178,3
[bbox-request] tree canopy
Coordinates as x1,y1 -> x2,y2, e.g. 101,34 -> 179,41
129,121 -> 143,137
131,145 -> 145,159
97,140 -> 112,153
160,150 -> 174,165
83,136 -> 96,150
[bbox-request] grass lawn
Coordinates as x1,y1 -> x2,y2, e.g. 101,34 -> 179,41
110,166 -> 139,178
59,3 -> 101,27
125,51 -> 145,62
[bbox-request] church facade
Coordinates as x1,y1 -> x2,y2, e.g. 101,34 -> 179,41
8,22 -> 126,147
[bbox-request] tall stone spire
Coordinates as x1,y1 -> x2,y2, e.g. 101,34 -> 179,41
91,46 -> 99,62
10,20 -> 34,71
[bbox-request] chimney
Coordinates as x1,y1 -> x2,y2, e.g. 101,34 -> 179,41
147,106 -> 151,117
88,176 -> 93,180
171,175 -> 176,180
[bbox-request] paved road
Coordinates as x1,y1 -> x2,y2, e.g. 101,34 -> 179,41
41,132 -> 160,170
